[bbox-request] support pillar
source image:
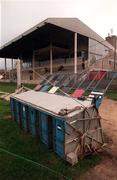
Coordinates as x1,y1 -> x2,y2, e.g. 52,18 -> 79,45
11,58 -> 14,81
16,59 -> 21,88
4,58 -> 7,79
32,52 -> 35,80
74,32 -> 77,74
50,43 -> 53,75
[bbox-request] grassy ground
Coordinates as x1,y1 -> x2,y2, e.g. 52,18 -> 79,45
0,82 -> 102,180
105,90 -> 117,101
0,82 -> 35,93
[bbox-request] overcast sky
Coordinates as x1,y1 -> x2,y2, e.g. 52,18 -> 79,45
0,0 -> 117,69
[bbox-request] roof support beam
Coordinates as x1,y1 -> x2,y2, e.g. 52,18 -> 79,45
74,32 -> 77,74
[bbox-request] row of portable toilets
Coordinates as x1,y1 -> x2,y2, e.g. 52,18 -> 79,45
10,98 -> 65,159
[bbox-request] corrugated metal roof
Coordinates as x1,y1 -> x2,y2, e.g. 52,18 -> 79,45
0,18 -> 113,50
46,18 -> 113,49
12,90 -> 91,117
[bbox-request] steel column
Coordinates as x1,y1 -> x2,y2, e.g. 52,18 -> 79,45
50,43 -> 53,75
4,58 -> 7,79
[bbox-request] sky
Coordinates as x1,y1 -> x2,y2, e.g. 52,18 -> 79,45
0,0 -> 117,69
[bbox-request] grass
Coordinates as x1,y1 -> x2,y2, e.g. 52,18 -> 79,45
0,82 -> 102,180
0,82 -> 35,93
105,90 -> 117,101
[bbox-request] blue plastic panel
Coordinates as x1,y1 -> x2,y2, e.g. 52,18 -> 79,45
10,98 -> 22,125
12,99 -> 17,122
35,110 -> 40,137
40,112 -> 48,145
29,107 -> 36,136
15,100 -> 20,124
10,98 -> 15,121
21,104 -> 28,130
95,95 -> 104,109
53,117 -> 64,158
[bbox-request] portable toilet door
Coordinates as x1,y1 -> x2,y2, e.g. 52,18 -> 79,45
40,112 -> 48,145
10,98 -> 15,121
29,107 -> 36,136
15,101 -> 22,127
35,110 -> 41,138
40,112 -> 54,148
53,117 -> 65,159
48,115 -> 54,149
11,99 -> 17,122
21,104 -> 29,132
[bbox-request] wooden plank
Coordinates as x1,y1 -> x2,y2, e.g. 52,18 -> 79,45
65,137 -> 79,144
70,117 -> 100,125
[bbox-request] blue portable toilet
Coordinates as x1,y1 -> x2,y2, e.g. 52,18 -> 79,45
39,112 -> 54,148
21,104 -> 29,131
88,91 -> 104,109
35,109 -> 40,138
15,100 -> 22,126
29,107 -> 37,136
10,98 -> 15,121
53,117 -> 65,158
40,112 -> 48,145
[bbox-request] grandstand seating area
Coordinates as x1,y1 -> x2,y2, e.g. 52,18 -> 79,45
36,70 -> 117,100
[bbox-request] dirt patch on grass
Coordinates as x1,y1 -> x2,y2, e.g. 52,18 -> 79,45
100,98 -> 117,146
80,98 -> 117,180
